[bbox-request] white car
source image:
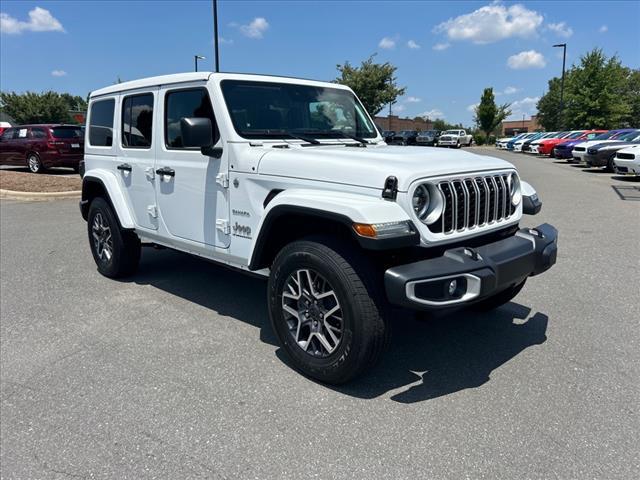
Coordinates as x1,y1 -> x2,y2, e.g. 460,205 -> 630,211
437,129 -> 473,148
79,72 -> 557,384
571,130 -> 635,163
613,145 -> 640,176
496,133 -> 524,149
527,132 -> 559,154
512,133 -> 538,152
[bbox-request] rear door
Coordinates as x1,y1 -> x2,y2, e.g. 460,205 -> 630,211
0,128 -> 17,163
155,84 -> 230,248
116,89 -> 158,230
13,128 -> 29,165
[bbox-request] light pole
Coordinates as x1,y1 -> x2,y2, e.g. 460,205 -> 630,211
213,0 -> 220,72
194,55 -> 206,72
553,43 -> 567,128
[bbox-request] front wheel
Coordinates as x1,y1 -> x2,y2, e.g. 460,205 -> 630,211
606,155 -> 616,173
268,238 -> 387,384
87,197 -> 141,278
456,140 -> 461,149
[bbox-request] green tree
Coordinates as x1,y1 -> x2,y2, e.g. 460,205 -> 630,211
335,54 -> 406,115
0,91 -> 72,124
537,48 -> 637,129
473,88 -> 511,142
536,77 -> 565,130
564,49 -> 630,129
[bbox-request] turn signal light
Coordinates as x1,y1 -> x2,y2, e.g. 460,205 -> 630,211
353,223 -> 377,238
352,221 -> 414,239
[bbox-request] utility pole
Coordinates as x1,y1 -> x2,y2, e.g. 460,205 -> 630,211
553,43 -> 567,129
213,0 -> 220,72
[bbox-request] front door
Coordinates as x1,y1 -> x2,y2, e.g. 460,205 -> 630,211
155,85 -> 230,248
116,90 -> 158,230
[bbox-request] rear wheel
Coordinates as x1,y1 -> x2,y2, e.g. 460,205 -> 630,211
471,280 -> 526,312
87,197 -> 140,278
268,237 -> 387,384
26,153 -> 43,173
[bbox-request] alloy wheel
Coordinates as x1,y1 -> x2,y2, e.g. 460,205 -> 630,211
281,268 -> 343,357
28,155 -> 40,173
92,213 -> 113,263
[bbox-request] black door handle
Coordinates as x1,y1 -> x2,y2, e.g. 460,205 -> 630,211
155,167 -> 175,177
117,163 -> 132,172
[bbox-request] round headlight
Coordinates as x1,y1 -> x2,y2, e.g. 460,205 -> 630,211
412,184 -> 430,219
509,173 -> 522,205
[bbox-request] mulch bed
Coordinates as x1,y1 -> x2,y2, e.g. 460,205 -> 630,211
0,170 -> 81,192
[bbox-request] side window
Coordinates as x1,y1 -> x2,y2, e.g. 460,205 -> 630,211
89,98 -> 115,147
1,128 -> 15,140
31,127 -> 47,139
165,88 -> 218,149
122,93 -> 154,148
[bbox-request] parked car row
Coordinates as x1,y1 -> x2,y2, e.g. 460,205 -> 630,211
381,129 -> 473,148
496,128 -> 640,174
0,124 -> 84,173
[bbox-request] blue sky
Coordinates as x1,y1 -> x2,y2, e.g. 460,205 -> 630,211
1,0 -> 638,125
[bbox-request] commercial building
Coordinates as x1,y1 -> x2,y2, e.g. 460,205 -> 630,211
501,115 -> 541,136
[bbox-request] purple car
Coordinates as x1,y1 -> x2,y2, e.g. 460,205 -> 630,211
554,130 -> 607,160
566,129 -> 638,163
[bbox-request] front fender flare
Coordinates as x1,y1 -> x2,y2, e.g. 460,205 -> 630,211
81,169 -> 135,229
248,189 -> 418,270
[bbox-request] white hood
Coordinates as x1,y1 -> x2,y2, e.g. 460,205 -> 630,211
257,143 -> 513,191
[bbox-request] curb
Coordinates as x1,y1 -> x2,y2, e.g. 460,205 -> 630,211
0,189 -> 81,200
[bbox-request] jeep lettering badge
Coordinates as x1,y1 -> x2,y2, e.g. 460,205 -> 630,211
80,71 -> 558,384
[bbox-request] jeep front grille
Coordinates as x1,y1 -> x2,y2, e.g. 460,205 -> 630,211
429,174 -> 516,234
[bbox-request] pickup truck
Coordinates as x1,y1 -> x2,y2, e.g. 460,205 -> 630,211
437,129 -> 473,148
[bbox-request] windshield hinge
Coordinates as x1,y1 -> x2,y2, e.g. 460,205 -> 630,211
216,173 -> 229,188
216,219 -> 230,235
147,205 -> 158,218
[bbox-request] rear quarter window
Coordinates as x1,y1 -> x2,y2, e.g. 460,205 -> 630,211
89,98 -> 116,147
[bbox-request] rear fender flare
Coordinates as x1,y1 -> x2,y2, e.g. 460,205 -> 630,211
81,170 -> 135,228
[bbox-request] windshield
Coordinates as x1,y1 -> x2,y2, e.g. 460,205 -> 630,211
567,132 -> 585,139
618,130 -> 640,141
443,130 -> 460,135
221,80 -> 377,139
51,126 -> 82,139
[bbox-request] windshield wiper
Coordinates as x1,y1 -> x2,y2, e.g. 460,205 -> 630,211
238,129 -> 320,145
333,131 -> 370,146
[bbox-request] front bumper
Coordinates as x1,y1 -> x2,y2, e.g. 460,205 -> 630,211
584,152 -> 610,167
384,223 -> 558,310
554,148 -> 573,159
614,158 -> 640,175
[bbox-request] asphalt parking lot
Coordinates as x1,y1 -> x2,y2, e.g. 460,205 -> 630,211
1,147 -> 639,479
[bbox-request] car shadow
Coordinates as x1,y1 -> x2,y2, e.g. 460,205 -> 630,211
126,248 -> 548,402
0,166 -> 76,175
611,175 -> 640,183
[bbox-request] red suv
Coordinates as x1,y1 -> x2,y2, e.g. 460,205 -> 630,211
0,124 -> 84,173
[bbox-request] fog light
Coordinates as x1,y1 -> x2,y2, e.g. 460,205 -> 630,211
448,280 -> 458,296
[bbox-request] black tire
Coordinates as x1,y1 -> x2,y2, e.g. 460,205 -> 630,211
471,280 -> 526,312
268,237 -> 387,384
606,155 -> 616,173
26,153 -> 44,173
87,197 -> 140,278
456,140 -> 461,149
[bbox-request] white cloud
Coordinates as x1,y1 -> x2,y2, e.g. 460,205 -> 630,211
419,109 -> 444,118
496,86 -> 521,96
405,96 -> 421,103
238,17 -> 269,39
379,36 -> 396,49
599,25 -> 608,33
432,42 -> 450,51
1,7 -> 65,35
219,36 -> 233,44
467,103 -> 479,113
391,104 -> 406,114
547,21 -> 573,38
508,96 -> 540,119
407,39 -> 421,49
507,50 -> 546,69
51,69 -> 67,77
434,3 -> 543,44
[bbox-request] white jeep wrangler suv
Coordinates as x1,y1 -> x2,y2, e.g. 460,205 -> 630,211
80,72 -> 557,384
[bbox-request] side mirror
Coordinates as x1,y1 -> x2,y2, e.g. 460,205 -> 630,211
180,117 -> 222,158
